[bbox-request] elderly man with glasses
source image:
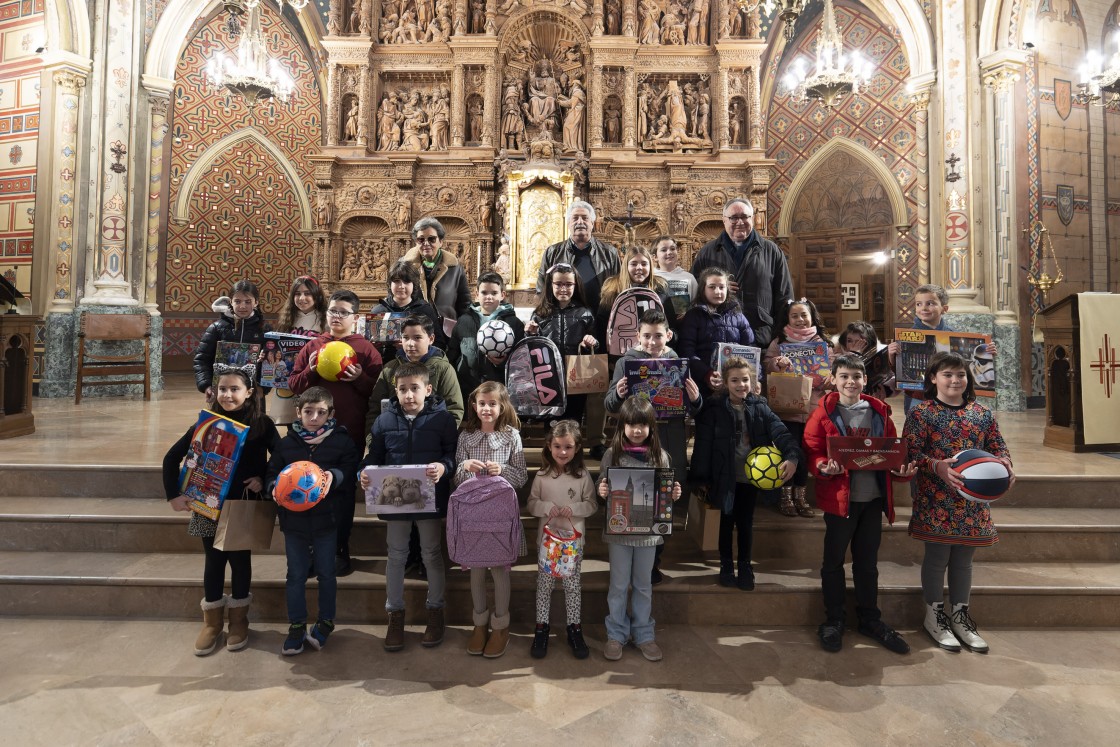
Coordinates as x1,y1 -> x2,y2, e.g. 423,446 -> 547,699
536,200 -> 620,457
402,217 -> 472,338
690,197 -> 792,348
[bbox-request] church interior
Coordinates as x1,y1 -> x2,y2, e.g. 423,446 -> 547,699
1,0 -> 1118,742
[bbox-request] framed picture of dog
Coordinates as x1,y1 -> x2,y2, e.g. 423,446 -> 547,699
362,465 -> 437,515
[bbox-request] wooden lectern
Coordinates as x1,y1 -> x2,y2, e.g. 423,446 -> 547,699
0,313 -> 37,439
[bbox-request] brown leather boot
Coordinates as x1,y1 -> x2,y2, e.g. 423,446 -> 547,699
483,627 -> 510,658
194,596 -> 226,656
421,607 -> 445,648
225,594 -> 252,651
779,486 -> 798,517
385,610 -> 406,652
794,486 -> 816,518
467,625 -> 489,655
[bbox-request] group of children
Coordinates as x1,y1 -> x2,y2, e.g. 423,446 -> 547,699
169,257 -> 1013,663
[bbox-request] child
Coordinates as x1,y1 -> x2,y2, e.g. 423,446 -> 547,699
526,420 -> 598,659
452,382 -> 528,658
163,363 -> 280,655
604,308 -> 701,583
266,387 -> 360,655
837,320 -> 895,401
764,297 -> 834,518
691,356 -> 799,590
802,354 -> 916,654
361,361 -> 459,652
288,289 -> 384,576
887,284 -> 996,415
369,314 -> 465,425
677,267 -> 755,399
904,352 -> 1014,654
193,279 -> 272,395
597,244 -> 673,340
370,259 -> 447,360
525,263 -> 599,426
596,398 -> 683,662
652,235 -> 697,323
448,271 -> 526,396
270,275 -> 327,427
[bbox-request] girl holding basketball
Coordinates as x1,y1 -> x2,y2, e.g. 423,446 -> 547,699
904,351 -> 1014,654
163,364 -> 280,656
452,382 -> 528,659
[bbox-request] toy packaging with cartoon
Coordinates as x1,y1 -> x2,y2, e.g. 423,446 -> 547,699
624,358 -> 689,418
179,410 -> 251,520
893,328 -> 995,397
362,465 -> 437,514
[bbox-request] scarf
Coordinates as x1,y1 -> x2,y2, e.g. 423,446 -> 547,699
292,417 -> 337,445
622,444 -> 649,458
783,324 -> 818,343
421,251 -> 442,270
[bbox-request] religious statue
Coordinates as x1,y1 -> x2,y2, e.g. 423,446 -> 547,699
523,59 -> 561,134
467,98 -> 484,142
377,92 -> 402,150
499,0 -> 521,13
479,200 -> 492,230
562,42 -> 582,64
638,0 -> 660,44
604,99 -> 621,143
558,78 -> 586,153
344,98 -> 360,142
605,0 -> 621,35
340,250 -> 361,281
416,0 -> 435,30
396,194 -> 412,230
729,99 -> 742,145
429,84 -> 450,150
349,0 -> 363,34
392,10 -> 422,43
501,79 -> 526,150
400,92 -> 430,151
696,0 -> 710,44
491,235 -> 512,283
470,0 -> 485,33
637,82 -> 652,143
647,79 -> 706,152
671,199 -> 686,232
697,87 -> 710,141
379,11 -> 399,42
686,0 -> 702,45
316,192 -> 333,230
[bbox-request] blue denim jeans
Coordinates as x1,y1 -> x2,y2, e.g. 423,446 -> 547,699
284,528 -> 337,624
385,519 -> 445,612
605,543 -> 657,645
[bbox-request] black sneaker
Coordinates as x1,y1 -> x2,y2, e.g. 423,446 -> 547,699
283,624 -> 306,656
736,567 -> 756,591
530,623 -> 550,659
335,552 -> 353,578
858,619 -> 910,654
818,620 -> 845,652
567,623 -> 590,659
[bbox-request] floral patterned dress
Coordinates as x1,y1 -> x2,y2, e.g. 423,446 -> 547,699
903,399 -> 1010,546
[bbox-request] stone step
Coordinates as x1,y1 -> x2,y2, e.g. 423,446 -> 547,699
3,496 -> 1117,564
0,549 -> 1115,627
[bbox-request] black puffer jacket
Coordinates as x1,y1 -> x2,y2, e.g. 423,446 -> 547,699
531,303 -> 596,357
266,427 -> 361,534
690,393 -> 801,514
192,297 -> 272,392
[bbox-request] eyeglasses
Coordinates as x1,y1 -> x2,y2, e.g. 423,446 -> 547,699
327,309 -> 355,318
724,214 -> 753,223
552,282 -> 576,289
547,263 -> 575,274
416,236 -> 440,245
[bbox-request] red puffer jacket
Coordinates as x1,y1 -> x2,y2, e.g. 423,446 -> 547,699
802,391 -> 911,522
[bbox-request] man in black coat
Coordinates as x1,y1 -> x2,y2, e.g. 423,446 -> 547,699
535,200 -> 620,312
690,197 -> 793,348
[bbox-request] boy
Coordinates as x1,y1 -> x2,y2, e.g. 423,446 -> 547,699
691,357 -> 799,590
267,387 -> 361,655
888,284 -> 995,414
361,362 -> 459,652
605,309 -> 701,583
447,271 -> 525,396
369,314 -> 465,425
289,289 -> 383,576
652,236 -> 697,322
802,354 -> 917,654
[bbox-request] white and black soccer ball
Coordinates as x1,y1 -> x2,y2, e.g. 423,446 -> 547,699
477,320 -> 516,359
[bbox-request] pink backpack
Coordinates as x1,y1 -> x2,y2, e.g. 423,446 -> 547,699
607,287 -> 664,355
446,475 -> 521,569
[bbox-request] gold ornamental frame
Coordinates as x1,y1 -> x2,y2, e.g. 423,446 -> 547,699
504,167 -> 576,289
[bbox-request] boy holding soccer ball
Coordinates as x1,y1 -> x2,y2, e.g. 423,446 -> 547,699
690,356 -> 799,590
802,354 -> 917,654
447,272 -> 525,396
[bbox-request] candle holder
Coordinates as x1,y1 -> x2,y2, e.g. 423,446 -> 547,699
1023,220 -> 1064,306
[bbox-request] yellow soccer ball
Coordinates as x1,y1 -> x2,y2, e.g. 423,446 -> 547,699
745,445 -> 786,490
316,340 -> 356,382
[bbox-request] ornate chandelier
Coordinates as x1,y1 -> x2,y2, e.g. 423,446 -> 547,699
1075,38 -> 1120,104
205,1 -> 298,108
734,0 -> 807,42
781,0 -> 872,110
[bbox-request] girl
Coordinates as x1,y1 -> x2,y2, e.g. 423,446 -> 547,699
193,279 -> 272,396
904,352 -> 1013,654
525,263 -> 598,425
837,320 -> 895,400
596,398 -> 682,663
370,260 -> 446,357
597,244 -> 673,340
163,364 -> 280,655
764,297 -> 833,518
453,382 -> 528,659
677,267 -> 755,398
270,276 -> 327,427
526,420 -> 598,660
652,235 -> 698,322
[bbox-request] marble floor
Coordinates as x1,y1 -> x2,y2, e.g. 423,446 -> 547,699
0,619 -> 1117,746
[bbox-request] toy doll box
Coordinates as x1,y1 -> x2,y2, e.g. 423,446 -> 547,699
604,467 -> 676,536
179,410 -> 250,521
827,436 -> 907,471
893,328 -> 994,397
362,465 -> 437,515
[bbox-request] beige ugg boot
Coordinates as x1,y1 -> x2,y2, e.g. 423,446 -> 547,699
194,596 -> 227,656
226,593 -> 252,651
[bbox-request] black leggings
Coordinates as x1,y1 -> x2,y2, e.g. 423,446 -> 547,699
201,536 -> 252,602
781,420 -> 809,487
718,482 -> 757,568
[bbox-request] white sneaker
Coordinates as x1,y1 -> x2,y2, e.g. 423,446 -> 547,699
924,602 -> 961,652
950,604 -> 990,654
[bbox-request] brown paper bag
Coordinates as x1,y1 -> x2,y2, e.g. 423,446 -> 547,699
767,372 -> 813,418
213,494 -> 276,552
565,352 -> 610,395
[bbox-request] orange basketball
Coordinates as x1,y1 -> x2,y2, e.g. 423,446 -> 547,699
274,461 -> 333,512
316,340 -> 356,382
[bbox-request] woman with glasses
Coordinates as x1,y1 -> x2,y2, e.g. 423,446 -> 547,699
401,217 -> 471,339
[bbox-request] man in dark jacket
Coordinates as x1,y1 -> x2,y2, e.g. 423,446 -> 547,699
690,197 -> 793,348
402,217 -> 472,336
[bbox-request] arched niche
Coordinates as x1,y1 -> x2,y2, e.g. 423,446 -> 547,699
502,167 -> 576,289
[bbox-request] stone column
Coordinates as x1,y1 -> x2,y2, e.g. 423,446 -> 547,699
453,0 -> 467,36
452,65 -> 466,146
593,0 -> 604,36
327,64 -> 339,146
358,65 -> 370,148
590,64 -> 604,148
141,77 -> 172,315
717,68 -> 730,150
43,69 -> 87,314
623,68 -> 637,148
482,63 -> 499,147
622,0 -> 637,37
485,0 -> 497,35
748,63 -> 761,149
909,82 -> 932,288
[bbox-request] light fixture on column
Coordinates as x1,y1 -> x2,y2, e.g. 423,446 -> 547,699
1075,36 -> 1120,105
781,0 -> 873,110
205,1 -> 297,108
733,1 -> 807,43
